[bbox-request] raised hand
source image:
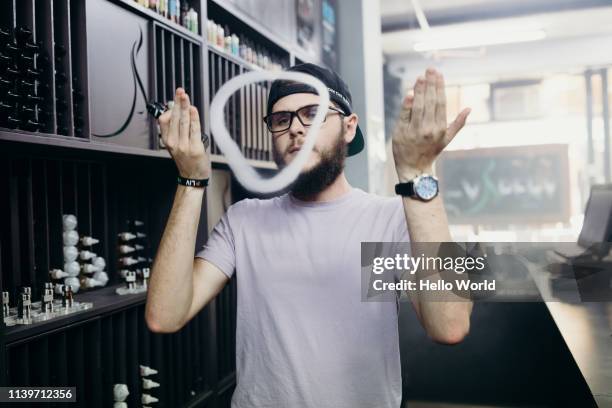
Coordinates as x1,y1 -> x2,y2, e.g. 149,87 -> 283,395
392,68 -> 471,182
158,88 -> 210,180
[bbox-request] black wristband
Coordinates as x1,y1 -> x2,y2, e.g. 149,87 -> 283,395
177,175 -> 208,188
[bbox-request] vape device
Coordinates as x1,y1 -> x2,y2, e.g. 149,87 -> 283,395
42,282 -> 54,313
126,271 -> 136,290
17,288 -> 32,320
2,291 -> 9,318
141,267 -> 150,289
62,285 -> 74,308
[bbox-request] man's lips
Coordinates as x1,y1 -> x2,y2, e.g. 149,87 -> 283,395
288,146 -> 302,154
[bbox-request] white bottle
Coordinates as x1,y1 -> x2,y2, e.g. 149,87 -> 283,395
92,256 -> 106,270
54,283 -> 65,295
140,365 -> 158,376
80,236 -> 99,246
63,230 -> 79,246
118,245 -> 135,254
119,257 -> 138,266
80,277 -> 102,289
113,383 -> 129,402
93,271 -> 109,286
63,277 -> 80,293
81,264 -> 101,274
79,250 -> 96,260
118,232 -> 137,241
141,394 -> 159,404
217,25 -> 224,48
142,378 -> 160,389
62,214 -> 77,231
50,269 -> 69,279
63,246 -> 78,262
63,261 -> 80,276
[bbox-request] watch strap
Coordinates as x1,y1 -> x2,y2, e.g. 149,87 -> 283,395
395,181 -> 416,197
177,175 -> 209,188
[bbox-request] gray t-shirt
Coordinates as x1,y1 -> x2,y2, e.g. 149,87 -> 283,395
196,187 -> 410,408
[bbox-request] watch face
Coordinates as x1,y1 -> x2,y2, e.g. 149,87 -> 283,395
415,175 -> 438,200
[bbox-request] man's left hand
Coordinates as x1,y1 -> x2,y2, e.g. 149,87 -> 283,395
392,67 -> 471,182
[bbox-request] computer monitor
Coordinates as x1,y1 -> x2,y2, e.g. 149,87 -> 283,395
577,184 -> 612,252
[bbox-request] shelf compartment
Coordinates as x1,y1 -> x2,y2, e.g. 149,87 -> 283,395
112,0 -> 203,42
5,288 -> 216,408
53,0 -> 75,137
152,22 -> 204,150
0,146 -> 178,317
207,47 -> 273,163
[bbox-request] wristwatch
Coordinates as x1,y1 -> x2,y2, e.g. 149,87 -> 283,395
395,174 -> 439,201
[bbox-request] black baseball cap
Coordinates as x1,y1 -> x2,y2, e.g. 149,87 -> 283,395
266,63 -> 365,157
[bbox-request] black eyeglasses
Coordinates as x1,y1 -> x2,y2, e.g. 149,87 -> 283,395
263,104 -> 346,134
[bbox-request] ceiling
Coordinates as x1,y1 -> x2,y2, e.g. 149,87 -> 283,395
381,0 -> 612,32
380,0 -> 612,84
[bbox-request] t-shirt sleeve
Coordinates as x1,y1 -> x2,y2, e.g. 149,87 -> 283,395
393,198 -> 410,243
195,210 -> 236,279
391,198 -> 411,283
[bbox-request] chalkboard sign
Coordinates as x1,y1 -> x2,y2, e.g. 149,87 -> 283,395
436,145 -> 570,225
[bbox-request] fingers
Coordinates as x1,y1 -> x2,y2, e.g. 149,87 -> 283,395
423,68 -> 437,127
167,88 -> 183,148
398,94 -> 414,123
445,108 -> 471,146
189,106 -> 203,149
410,76 -> 425,129
179,90 -> 191,149
158,110 -> 171,145
435,72 -> 447,130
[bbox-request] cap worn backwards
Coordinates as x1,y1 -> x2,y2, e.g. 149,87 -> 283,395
266,63 -> 365,157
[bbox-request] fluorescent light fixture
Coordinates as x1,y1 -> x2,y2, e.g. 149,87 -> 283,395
413,29 -> 547,52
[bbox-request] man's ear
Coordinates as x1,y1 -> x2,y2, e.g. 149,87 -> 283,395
344,113 -> 358,144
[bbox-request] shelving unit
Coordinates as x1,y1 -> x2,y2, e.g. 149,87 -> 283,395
1,0 -> 336,406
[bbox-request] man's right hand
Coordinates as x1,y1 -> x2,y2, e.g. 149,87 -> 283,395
159,88 -> 211,180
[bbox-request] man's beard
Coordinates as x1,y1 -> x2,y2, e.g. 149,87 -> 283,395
273,129 -> 347,199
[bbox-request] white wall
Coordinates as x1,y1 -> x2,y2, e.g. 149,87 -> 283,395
337,0 -> 386,193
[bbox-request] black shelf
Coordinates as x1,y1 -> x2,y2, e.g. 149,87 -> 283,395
208,0 -> 324,68
4,283 -> 146,345
0,0 -> 286,405
208,43 -> 263,72
111,0 -> 203,43
0,129 -> 171,159
208,0 -> 292,55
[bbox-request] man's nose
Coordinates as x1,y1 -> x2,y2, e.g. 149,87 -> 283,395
288,115 -> 306,139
